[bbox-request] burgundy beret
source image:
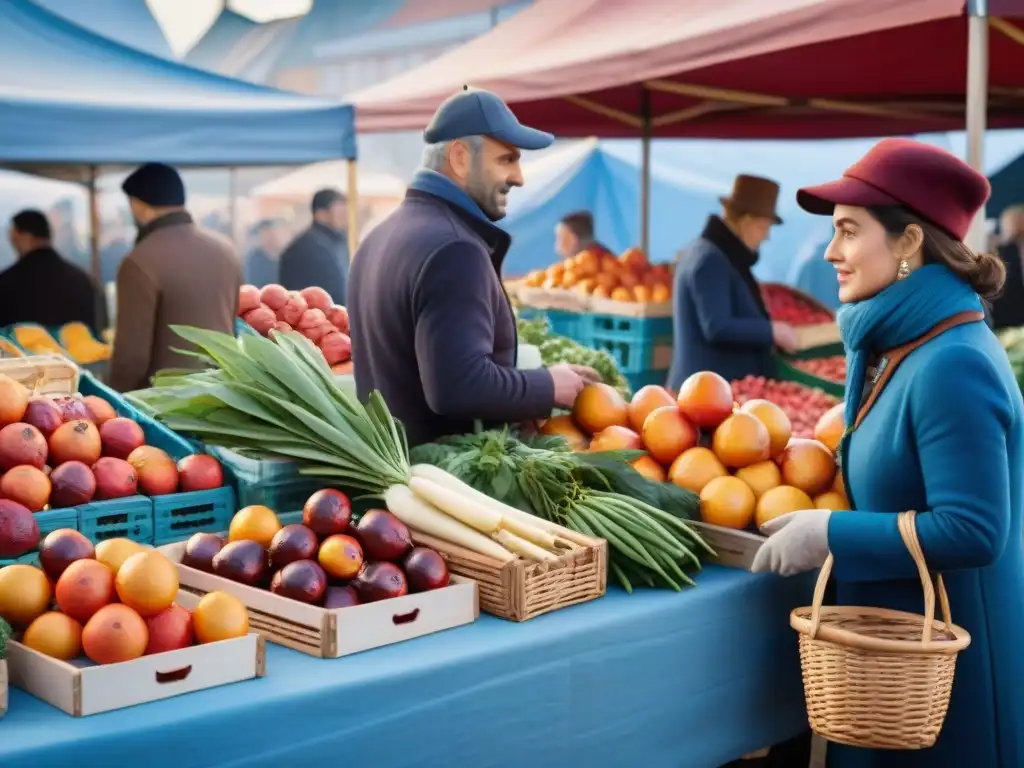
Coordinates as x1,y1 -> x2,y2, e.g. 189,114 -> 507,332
797,138 -> 990,241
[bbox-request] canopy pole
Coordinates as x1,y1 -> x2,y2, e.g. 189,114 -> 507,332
640,89 -> 652,255
965,0 -> 989,253
88,166 -> 100,283
347,158 -> 359,260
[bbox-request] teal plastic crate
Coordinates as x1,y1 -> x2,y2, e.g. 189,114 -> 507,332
0,551 -> 41,568
580,314 -> 673,375
278,510 -> 303,526
78,497 -> 154,544
625,369 -> 669,391
235,317 -> 259,337
208,446 -> 321,514
152,487 -> 236,546
34,508 -> 79,538
517,307 -> 583,339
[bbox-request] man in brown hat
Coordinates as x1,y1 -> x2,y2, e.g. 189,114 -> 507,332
667,174 -> 797,389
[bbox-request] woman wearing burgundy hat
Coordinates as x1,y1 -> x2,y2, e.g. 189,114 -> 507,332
751,138 -> 1023,767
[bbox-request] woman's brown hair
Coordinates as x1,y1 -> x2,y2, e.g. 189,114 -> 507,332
867,205 -> 1006,300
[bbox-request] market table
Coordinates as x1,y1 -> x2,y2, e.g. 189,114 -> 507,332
0,566 -> 814,768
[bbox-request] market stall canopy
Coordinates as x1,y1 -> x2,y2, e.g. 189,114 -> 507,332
31,0 -> 172,59
0,0 -> 357,182
252,162 -> 407,199
351,0 -> 1024,139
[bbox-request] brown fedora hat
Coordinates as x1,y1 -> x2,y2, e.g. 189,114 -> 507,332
720,174 -> 783,225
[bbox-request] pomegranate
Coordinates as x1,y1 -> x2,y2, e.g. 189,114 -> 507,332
242,306 -> 276,336
278,292 -> 308,326
319,332 -> 352,365
99,417 -> 145,460
23,397 -> 64,436
82,396 -> 117,425
48,420 -> 102,466
92,457 -> 138,500
177,454 -> 224,491
238,284 -> 261,315
326,305 -> 349,333
127,445 -> 179,496
49,461 -> 97,507
0,422 -> 48,470
259,284 -> 288,312
53,396 -> 91,423
300,286 -> 333,311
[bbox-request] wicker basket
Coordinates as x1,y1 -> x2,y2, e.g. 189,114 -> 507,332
0,354 -> 79,396
411,530 -> 607,621
790,511 -> 971,750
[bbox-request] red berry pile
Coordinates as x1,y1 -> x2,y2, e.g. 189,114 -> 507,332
760,285 -> 833,326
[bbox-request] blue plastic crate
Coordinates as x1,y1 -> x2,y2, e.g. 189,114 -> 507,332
277,510 -> 304,526
152,486 -> 236,547
518,307 -> 583,340
625,369 -> 670,391
208,446 -> 321,514
35,508 -> 79,538
77,497 -> 154,544
0,551 -> 41,568
580,314 -> 673,374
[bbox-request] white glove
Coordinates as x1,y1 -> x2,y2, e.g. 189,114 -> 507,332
751,510 -> 832,576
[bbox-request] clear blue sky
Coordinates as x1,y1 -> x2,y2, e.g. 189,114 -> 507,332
149,0 -> 311,54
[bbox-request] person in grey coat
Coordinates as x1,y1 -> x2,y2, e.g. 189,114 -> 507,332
279,188 -> 349,304
667,175 -> 797,389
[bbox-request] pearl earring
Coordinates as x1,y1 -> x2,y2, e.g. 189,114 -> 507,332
897,260 -> 910,280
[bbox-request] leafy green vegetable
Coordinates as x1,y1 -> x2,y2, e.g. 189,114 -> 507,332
0,616 -> 10,660
517,315 -> 631,398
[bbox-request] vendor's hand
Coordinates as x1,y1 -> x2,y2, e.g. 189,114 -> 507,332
566,364 -> 602,384
771,322 -> 799,353
548,363 -> 585,408
751,509 -> 831,576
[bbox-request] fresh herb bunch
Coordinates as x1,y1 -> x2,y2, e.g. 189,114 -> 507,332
0,616 -> 11,660
410,430 -> 711,591
517,316 -> 630,398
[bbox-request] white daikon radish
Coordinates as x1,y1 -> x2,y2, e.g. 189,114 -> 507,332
495,530 -> 560,562
385,485 -> 515,562
499,514 -> 559,551
408,476 -> 502,534
410,464 -> 591,546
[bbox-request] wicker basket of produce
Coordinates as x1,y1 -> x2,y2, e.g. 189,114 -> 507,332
790,511 -> 970,750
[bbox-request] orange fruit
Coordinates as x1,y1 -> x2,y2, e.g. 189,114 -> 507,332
779,438 -> 836,496
592,285 -> 611,299
617,270 -> 639,289
700,476 -> 755,529
95,538 -> 146,575
833,470 -> 846,496
814,403 -> 846,453
651,283 -> 671,302
193,590 -> 249,644
115,550 -> 179,617
814,491 -> 850,511
633,285 -> 652,303
668,447 -> 728,494
712,412 -> 771,468
0,465 -> 51,512
677,371 -> 734,429
0,563 -> 52,626
559,269 -> 579,289
572,383 -> 629,435
589,425 -> 643,452
734,460 -> 782,499
619,247 -> 648,271
82,603 -> 148,664
23,611 -> 83,660
539,415 -> 589,451
610,286 -> 634,302
545,264 -> 564,281
631,455 -> 667,483
739,399 -> 792,456
55,558 -> 116,623
594,272 -> 618,291
642,405 -> 699,465
229,505 -> 282,548
318,534 -> 364,580
575,278 -> 597,295
525,270 -> 545,288
542,276 -> 560,290
627,385 -> 676,432
755,486 -> 814,529
0,374 -> 29,426
573,249 -> 601,276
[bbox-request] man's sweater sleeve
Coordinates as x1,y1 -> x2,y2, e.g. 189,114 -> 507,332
413,241 -> 555,422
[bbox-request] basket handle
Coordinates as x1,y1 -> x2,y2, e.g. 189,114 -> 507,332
808,510 -> 953,645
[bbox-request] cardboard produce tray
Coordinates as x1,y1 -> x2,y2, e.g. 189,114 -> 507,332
160,540 -> 479,658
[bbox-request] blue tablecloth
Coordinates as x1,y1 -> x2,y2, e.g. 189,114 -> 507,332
0,566 -> 814,768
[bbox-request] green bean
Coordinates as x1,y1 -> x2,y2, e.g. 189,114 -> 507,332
610,560 -> 633,593
600,503 -> 688,559
598,495 -> 690,550
579,503 -> 680,590
653,547 -> 697,587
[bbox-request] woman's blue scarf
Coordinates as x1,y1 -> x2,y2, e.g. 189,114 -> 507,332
837,263 -> 983,428
407,169 -> 491,223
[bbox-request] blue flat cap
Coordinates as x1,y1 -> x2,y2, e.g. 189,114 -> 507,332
424,86 -> 554,150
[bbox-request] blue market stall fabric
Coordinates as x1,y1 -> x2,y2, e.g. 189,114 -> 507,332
31,0 -> 173,59
0,0 -> 357,174
0,567 -> 813,768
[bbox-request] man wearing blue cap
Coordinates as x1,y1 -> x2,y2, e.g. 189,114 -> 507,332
348,87 -> 598,446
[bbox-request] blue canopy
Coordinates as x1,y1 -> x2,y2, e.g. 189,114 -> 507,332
31,0 -> 172,59
0,0 -> 357,179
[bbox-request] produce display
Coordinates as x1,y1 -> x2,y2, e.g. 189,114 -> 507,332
0,531 -> 249,663
791,355 -> 846,384
731,375 -> 841,438
998,326 -> 1024,392
517,315 -> 630,398
180,490 -> 451,607
411,430 -> 711,592
760,284 -> 833,325
9,324 -> 112,365
522,247 -> 673,303
128,327 -> 608,572
541,373 -> 849,535
0,374 -> 225,560
237,284 -> 352,374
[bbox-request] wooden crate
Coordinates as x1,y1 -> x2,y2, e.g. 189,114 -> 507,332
516,286 -> 590,313
5,591 -> 264,716
0,354 -> 79,396
689,521 -> 766,572
411,530 -> 608,622
160,540 -> 479,658
0,659 -> 6,718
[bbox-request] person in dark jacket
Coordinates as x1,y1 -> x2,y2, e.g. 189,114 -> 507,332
244,219 -> 284,287
279,189 -> 349,304
989,203 -> 1024,330
667,175 -> 797,389
0,209 -> 106,334
348,87 -> 598,447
